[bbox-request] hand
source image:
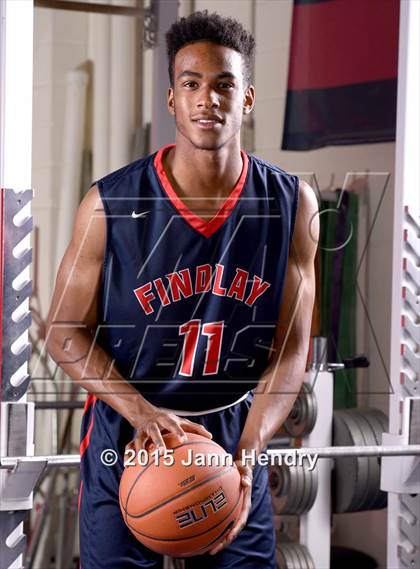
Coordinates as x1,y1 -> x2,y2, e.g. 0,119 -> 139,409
124,405 -> 212,456
209,459 -> 253,555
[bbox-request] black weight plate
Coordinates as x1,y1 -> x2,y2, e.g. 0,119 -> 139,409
276,543 -> 294,569
284,383 -> 317,437
288,466 -> 304,515
291,543 -> 310,569
292,463 -> 306,515
301,461 -> 310,515
332,413 -> 357,512
340,410 -> 379,511
299,459 -> 311,515
269,465 -> 283,497
363,409 -> 388,509
333,411 -> 367,512
301,544 -> 316,569
276,545 -> 285,569
368,408 -> 388,433
305,383 -> 318,436
353,410 -> 383,510
342,409 -> 374,512
276,547 -> 285,569
284,543 -> 301,569
270,465 -> 288,514
304,461 -> 318,513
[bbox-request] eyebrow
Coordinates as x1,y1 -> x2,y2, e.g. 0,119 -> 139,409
177,70 -> 237,80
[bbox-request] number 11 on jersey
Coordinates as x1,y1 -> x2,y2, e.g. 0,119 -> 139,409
179,320 -> 224,376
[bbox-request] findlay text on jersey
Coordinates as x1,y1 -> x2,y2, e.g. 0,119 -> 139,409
133,262 -> 271,315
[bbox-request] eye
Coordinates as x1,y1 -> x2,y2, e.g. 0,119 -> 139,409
183,80 -> 198,88
219,82 -> 234,90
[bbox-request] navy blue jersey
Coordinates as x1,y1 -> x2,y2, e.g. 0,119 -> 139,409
94,144 -> 299,412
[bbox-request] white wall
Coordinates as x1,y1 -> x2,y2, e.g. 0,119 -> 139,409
32,6 -> 89,320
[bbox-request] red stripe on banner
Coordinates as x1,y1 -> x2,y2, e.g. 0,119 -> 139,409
80,396 -> 97,457
288,0 -> 399,90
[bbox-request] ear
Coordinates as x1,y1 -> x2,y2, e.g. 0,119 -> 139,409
167,87 -> 175,116
243,84 -> 255,115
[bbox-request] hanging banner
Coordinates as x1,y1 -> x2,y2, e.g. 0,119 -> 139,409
282,0 -> 400,151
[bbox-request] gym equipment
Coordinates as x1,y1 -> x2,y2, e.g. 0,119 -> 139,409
119,432 -> 243,557
2,443 -> 420,471
283,383 -> 317,438
276,543 -> 315,569
0,444 -> 420,470
382,2 -> 420,567
269,460 -> 318,515
333,408 -> 388,513
1,189 -> 34,569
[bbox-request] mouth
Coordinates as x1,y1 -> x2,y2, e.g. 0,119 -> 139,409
192,118 -> 224,130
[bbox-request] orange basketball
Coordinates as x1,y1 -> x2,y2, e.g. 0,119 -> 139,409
119,432 -> 243,557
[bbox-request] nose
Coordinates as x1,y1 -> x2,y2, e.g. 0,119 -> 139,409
197,86 -> 220,109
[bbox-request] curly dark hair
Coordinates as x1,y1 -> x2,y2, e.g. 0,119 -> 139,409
165,10 -> 255,87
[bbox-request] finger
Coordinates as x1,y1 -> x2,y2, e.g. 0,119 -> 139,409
227,488 -> 252,536
135,431 -> 151,451
209,509 -> 248,554
147,423 -> 167,451
124,440 -> 135,454
161,418 -> 187,442
136,435 -> 150,452
241,474 -> 253,487
181,419 -> 212,438
210,491 -> 251,555
132,431 -> 148,453
235,462 -> 253,485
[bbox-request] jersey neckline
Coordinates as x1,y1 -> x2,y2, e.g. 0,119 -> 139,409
153,144 -> 249,238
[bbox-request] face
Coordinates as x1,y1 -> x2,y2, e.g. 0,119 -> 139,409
167,41 -> 255,151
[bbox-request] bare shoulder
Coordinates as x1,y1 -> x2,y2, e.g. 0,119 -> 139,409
297,179 -> 318,217
80,184 -> 104,213
47,184 -> 106,329
71,184 -> 106,260
291,180 -> 319,267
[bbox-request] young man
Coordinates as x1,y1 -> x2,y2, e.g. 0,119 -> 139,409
46,11 -> 318,569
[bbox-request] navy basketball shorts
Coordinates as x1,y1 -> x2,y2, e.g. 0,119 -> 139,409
79,392 -> 276,569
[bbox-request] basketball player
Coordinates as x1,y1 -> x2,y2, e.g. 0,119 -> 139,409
46,11 -> 318,569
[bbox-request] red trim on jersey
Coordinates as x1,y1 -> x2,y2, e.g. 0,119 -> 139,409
154,144 -> 249,238
80,395 -> 97,458
83,392 -> 95,414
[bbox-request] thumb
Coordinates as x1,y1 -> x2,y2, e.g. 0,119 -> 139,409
242,474 -> 252,486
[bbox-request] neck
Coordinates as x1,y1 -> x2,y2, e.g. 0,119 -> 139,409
165,135 -> 243,199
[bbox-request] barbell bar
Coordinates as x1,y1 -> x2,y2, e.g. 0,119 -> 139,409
268,445 -> 420,458
1,444 -> 419,470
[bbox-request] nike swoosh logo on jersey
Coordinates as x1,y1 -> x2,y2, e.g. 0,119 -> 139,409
131,211 -> 150,218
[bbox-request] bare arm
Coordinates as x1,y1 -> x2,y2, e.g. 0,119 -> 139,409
46,185 -> 211,449
236,180 -> 319,457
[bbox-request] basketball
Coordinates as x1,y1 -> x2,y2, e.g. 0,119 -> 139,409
119,432 -> 243,557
